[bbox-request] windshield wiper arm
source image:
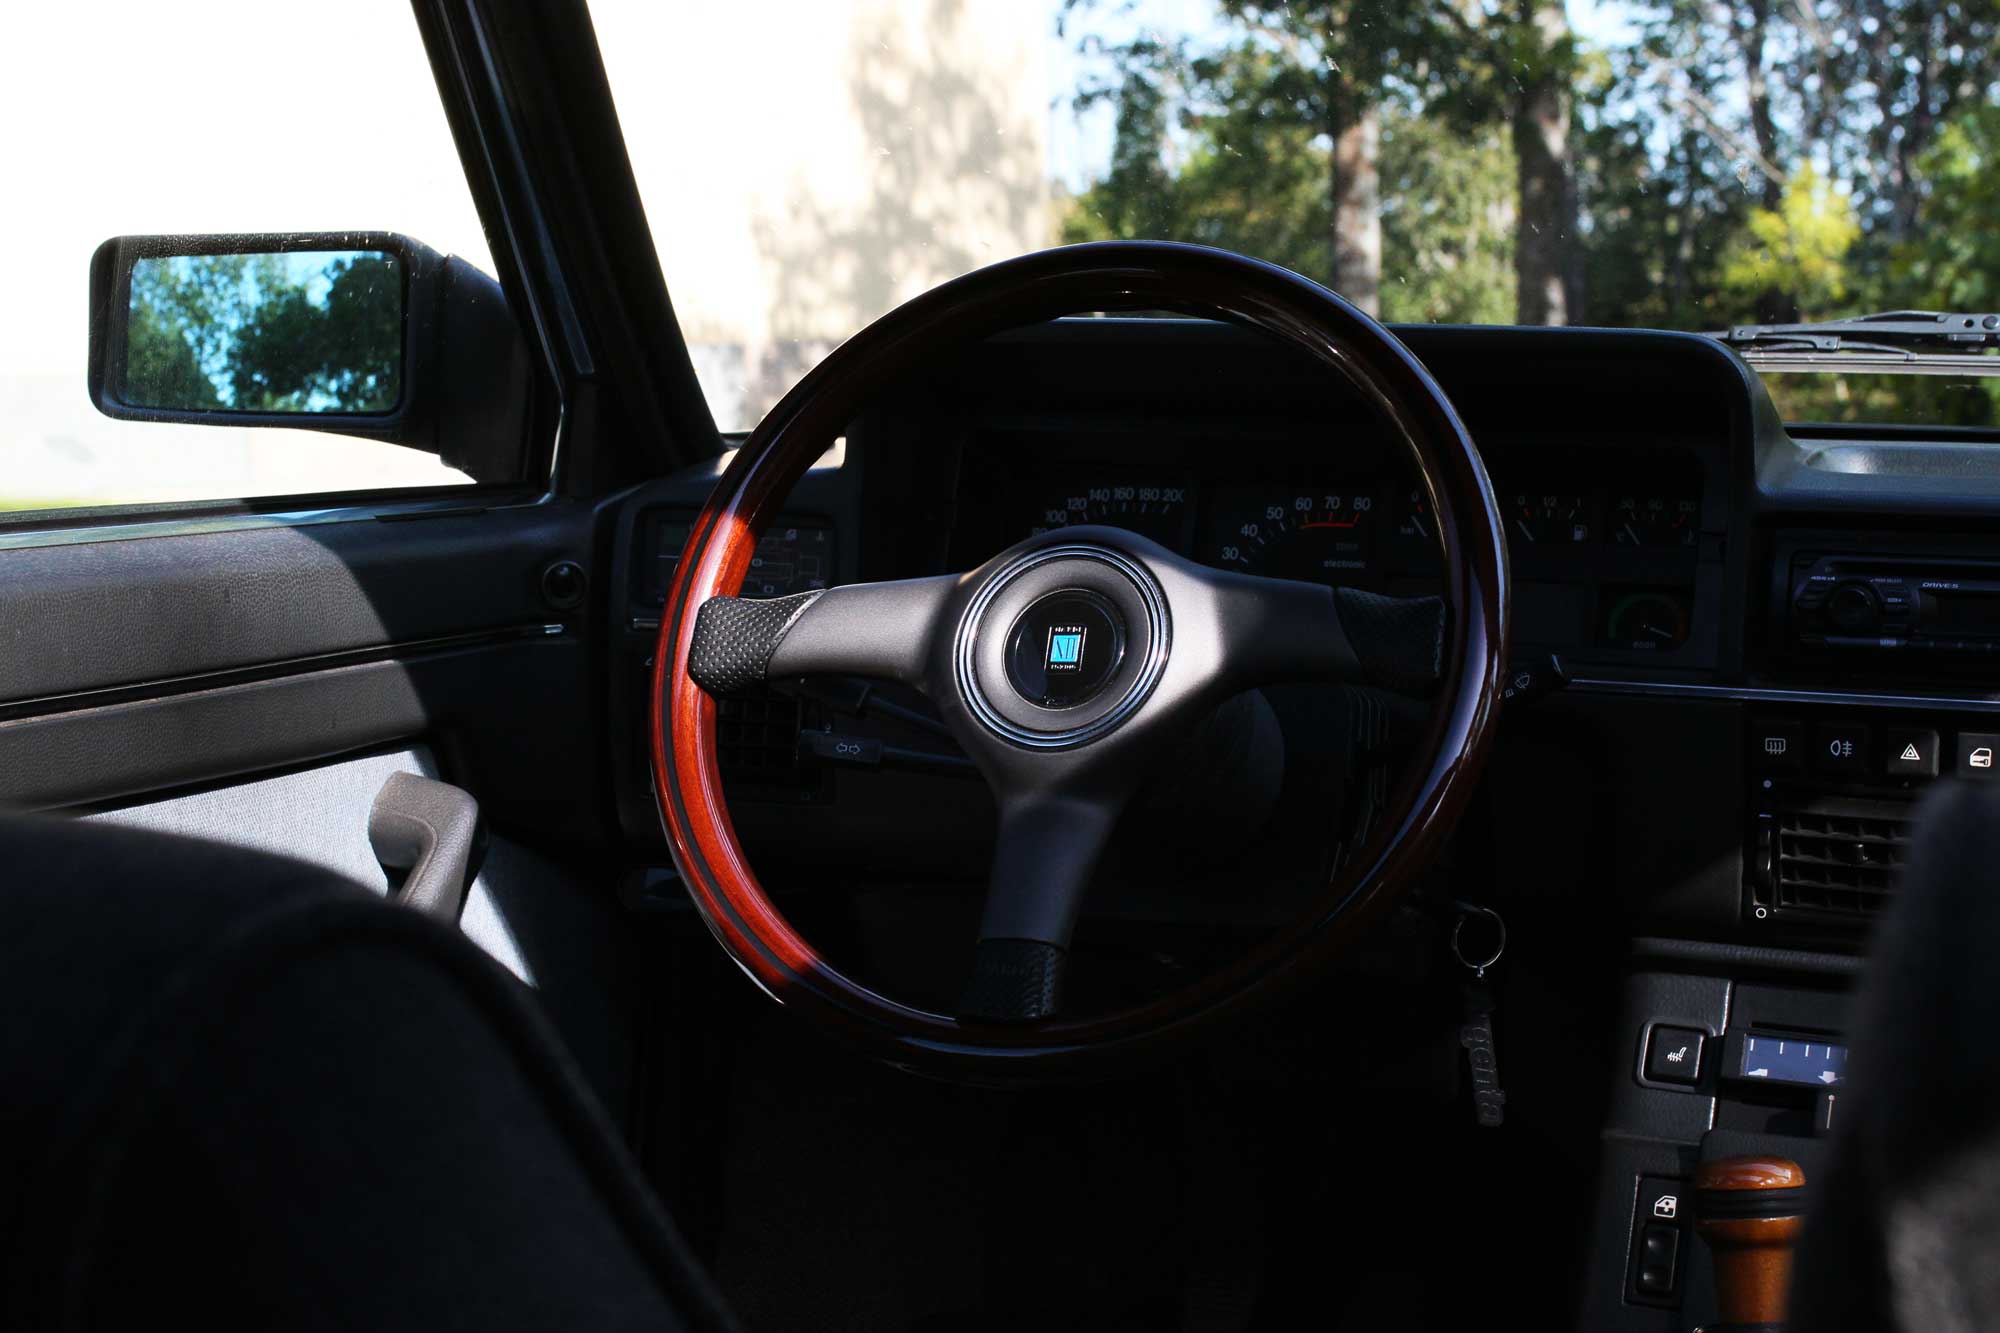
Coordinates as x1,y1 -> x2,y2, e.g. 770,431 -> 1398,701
1716,310 -> 2000,353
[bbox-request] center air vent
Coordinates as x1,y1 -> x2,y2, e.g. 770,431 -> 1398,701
1753,795 -> 1913,923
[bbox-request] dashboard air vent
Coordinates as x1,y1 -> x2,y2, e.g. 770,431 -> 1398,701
716,690 -> 807,791
1766,795 -> 1913,921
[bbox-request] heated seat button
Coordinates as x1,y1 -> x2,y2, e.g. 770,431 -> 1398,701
1885,727 -> 1939,778
1959,733 -> 2000,779
1635,1223 -> 1681,1296
1812,722 -> 1871,775
1646,1025 -> 1705,1085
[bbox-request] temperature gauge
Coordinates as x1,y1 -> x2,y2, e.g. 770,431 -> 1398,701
1611,494 -> 1700,547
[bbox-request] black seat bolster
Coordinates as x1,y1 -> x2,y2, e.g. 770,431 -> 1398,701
0,813 -> 736,1333
1792,779 -> 2000,1333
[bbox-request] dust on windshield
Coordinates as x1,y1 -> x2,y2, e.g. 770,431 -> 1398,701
591,1 -> 2000,432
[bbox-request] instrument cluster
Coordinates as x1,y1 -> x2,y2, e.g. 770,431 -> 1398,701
1020,464 -> 1704,590
1022,474 -> 1438,590
978,437 -> 1710,656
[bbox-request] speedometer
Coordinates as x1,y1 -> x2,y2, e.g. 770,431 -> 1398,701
1027,479 -> 1192,550
1204,486 -> 1377,584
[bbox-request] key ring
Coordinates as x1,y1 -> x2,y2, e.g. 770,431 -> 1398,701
1450,901 -> 1506,979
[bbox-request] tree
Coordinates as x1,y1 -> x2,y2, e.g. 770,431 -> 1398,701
1719,165 -> 1861,319
1063,1 -> 1458,313
1062,57 -> 1517,324
230,254 -> 402,413
1495,0 -> 1581,323
120,251 -> 402,414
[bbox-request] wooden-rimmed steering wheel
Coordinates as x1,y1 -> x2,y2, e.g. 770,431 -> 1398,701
650,241 -> 1507,1082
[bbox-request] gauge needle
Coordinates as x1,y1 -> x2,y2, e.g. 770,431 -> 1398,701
1644,624 -> 1677,641
1624,522 -> 1642,545
1514,519 -> 1536,544
1409,514 -> 1429,538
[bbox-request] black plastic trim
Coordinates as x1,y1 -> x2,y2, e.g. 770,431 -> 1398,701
0,623 -> 560,724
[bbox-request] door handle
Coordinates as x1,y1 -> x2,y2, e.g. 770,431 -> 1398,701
368,772 -> 480,923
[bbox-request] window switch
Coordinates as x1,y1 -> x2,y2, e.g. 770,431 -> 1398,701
1645,1025 -> 1705,1085
1635,1222 -> 1681,1296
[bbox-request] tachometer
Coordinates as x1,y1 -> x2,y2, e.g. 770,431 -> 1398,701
1028,479 -> 1191,550
1205,487 -> 1377,584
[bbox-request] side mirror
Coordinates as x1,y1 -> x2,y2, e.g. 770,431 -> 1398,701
88,232 -> 534,484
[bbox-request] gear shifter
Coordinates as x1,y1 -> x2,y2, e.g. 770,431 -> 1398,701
1694,1155 -> 1807,1330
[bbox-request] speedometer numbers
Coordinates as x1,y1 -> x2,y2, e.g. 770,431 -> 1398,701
1207,489 -> 1376,584
1029,481 -> 1190,550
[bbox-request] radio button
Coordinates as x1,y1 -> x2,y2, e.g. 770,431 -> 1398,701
1826,582 -> 1883,633
1886,727 -> 1940,778
1958,733 -> 2000,779
1813,723 -> 1871,774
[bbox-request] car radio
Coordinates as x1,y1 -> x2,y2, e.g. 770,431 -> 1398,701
1789,552 -> 2000,657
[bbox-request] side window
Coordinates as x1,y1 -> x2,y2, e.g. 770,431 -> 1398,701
0,5 -> 515,516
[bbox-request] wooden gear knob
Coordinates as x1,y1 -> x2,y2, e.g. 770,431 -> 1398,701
1694,1155 -> 1807,1329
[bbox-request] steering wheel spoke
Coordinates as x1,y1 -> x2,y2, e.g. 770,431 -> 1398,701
960,792 -> 1123,1022
687,575 -> 959,696
1184,566 -> 1447,697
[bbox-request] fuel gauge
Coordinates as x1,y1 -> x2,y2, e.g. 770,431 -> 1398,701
1507,492 -> 1592,546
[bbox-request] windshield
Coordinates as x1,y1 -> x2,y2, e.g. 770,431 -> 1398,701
591,1 -> 2000,433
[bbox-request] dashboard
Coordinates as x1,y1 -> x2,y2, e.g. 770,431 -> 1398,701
600,316 -> 2000,1332
945,426 -> 1717,659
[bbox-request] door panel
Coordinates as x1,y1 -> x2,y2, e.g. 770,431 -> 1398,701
0,505 -> 579,702
0,503 -> 603,825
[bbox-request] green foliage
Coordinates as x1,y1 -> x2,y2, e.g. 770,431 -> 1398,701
1720,166 -> 1861,320
125,286 -> 222,411
1060,25 -> 1519,322
123,251 -> 402,414
1379,112 -> 1515,324
1057,0 -> 2000,423
230,255 -> 402,413
1892,105 -> 2000,314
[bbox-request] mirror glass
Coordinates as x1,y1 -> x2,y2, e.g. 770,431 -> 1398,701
122,249 -> 403,414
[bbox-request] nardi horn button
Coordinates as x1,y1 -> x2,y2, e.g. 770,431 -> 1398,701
1005,590 -> 1125,708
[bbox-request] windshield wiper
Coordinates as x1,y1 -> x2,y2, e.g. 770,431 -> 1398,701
1717,310 -> 2000,355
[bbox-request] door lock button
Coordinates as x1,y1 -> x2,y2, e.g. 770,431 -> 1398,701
1959,733 -> 2000,778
